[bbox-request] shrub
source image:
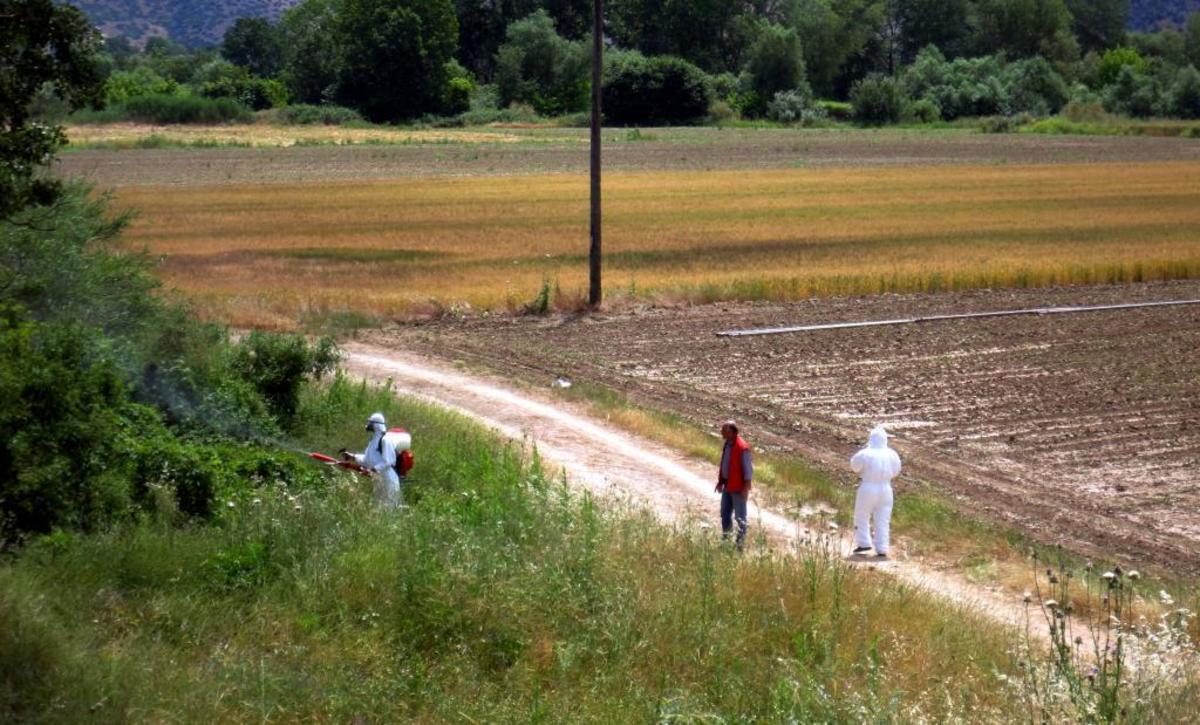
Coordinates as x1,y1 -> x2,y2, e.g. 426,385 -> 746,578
1166,65 -> 1200,119
766,86 -> 826,125
103,67 -> 180,105
745,22 -> 806,103
1103,65 -> 1158,118
902,47 -> 1007,120
905,97 -> 942,123
276,103 -> 364,126
495,10 -> 589,116
602,52 -> 712,125
201,74 -> 289,110
1096,46 -> 1149,87
226,332 -> 339,427
120,94 -> 252,124
851,74 -> 904,125
1003,56 -> 1070,115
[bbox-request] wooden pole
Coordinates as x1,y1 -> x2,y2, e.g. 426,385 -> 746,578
588,0 -> 603,308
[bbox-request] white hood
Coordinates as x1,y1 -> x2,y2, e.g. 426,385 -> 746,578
850,426 -> 902,485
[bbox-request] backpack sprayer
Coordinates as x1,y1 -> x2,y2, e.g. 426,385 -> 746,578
309,428 -> 413,477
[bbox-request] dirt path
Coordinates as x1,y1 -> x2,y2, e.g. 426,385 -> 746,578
342,341 -> 1039,633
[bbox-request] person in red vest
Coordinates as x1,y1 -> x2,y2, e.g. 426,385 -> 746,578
715,420 -> 754,549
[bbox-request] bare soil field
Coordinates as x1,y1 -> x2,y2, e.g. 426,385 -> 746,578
376,280 -> 1200,575
57,126 -> 1200,186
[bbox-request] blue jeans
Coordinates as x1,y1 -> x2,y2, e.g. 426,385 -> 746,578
720,491 -> 748,548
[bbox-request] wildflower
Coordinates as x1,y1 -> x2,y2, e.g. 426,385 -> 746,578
1102,571 -> 1116,580
293,504 -> 302,512
1159,590 -> 1175,605
1075,636 -> 1083,646
226,500 -> 236,509
1085,561 -> 1093,570
252,498 -> 262,505
1049,574 -> 1059,584
1022,591 -> 1032,604
1128,570 -> 1140,580
827,521 -> 839,530
1044,599 -> 1059,609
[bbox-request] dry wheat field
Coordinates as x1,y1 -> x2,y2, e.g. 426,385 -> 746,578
110,160 -> 1200,327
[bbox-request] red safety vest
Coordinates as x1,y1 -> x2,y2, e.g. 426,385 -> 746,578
724,436 -> 751,493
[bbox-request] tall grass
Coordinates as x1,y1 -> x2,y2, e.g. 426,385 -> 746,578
110,163 -> 1200,327
2,374 -> 1032,721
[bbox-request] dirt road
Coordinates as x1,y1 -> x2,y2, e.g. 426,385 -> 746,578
342,342 -> 1038,632
379,280 -> 1200,575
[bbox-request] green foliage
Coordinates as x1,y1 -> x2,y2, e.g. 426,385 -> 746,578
222,17 -> 285,78
1096,45 -> 1149,87
494,10 -> 588,116
850,74 -> 904,125
1167,65 -> 1200,119
1103,65 -> 1158,117
276,103 -> 365,125
970,0 -> 1073,59
602,51 -> 712,125
766,87 -> 826,125
201,71 -> 289,110
0,0 -> 105,220
902,47 -> 1006,120
227,331 -> 339,427
279,0 -> 343,105
103,66 -> 182,104
333,0 -> 461,121
1003,55 -> 1070,115
905,97 -> 942,123
744,22 -> 807,104
119,93 -> 252,124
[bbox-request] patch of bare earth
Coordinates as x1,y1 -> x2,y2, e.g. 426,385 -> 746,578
56,128 -> 1200,186
375,280 -> 1200,576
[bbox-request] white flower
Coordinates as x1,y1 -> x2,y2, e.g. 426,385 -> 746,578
1022,591 -> 1032,603
1102,571 -> 1116,580
1128,570 -> 1141,580
1044,599 -> 1059,609
226,501 -> 236,509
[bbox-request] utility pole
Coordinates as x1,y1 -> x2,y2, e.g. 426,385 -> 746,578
588,0 -> 603,307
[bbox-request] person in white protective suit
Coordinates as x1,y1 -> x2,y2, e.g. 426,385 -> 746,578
343,411 -> 401,507
850,426 -> 902,558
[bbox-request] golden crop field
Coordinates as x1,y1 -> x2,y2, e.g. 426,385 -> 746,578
114,161 -> 1200,328
66,122 -> 567,148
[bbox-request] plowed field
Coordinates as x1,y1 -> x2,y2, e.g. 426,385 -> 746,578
380,280 -> 1200,574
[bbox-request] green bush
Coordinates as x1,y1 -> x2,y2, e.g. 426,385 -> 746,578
103,67 -> 180,105
602,52 -> 712,125
1096,46 -> 1149,87
1103,65 -> 1158,117
201,74 -> 289,110
905,97 -> 942,123
1003,56 -> 1070,115
276,104 -> 364,125
227,331 -> 339,428
850,74 -> 904,125
495,10 -> 589,116
902,47 -> 1006,119
766,86 -> 826,125
1167,65 -> 1200,119
120,93 -> 252,124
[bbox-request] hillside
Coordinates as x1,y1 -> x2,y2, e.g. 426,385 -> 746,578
70,0 -> 301,47
1130,0 -> 1200,29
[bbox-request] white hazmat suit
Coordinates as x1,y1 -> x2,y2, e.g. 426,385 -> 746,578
354,413 -> 401,507
851,426 -> 902,556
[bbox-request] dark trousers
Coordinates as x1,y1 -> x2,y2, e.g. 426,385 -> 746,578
720,490 -> 748,548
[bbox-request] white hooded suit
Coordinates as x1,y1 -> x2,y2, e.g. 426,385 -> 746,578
851,426 -> 902,555
354,414 -> 401,506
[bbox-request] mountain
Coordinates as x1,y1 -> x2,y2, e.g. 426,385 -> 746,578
1129,0 -> 1200,30
69,1 -> 302,48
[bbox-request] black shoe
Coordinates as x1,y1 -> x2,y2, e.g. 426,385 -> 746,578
852,546 -> 872,554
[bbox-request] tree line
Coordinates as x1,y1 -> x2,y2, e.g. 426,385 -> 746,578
63,0 -> 1200,125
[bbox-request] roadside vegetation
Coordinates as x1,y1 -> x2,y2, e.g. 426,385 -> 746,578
111,162 -> 1200,327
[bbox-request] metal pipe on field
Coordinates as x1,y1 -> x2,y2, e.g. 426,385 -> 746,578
716,299 -> 1200,337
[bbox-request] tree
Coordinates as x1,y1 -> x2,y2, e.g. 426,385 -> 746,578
601,51 -> 711,124
1187,12 -> 1200,67
788,0 -> 885,98
745,23 -> 806,102
333,0 -> 460,121
0,0 -> 104,220
280,0 -> 342,104
850,73 -> 904,124
970,0 -> 1073,59
894,0 -> 970,60
495,10 -> 589,115
222,17 -> 285,78
1066,0 -> 1128,54
1166,64 -> 1200,119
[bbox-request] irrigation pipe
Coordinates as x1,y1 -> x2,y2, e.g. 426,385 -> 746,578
716,299 -> 1200,337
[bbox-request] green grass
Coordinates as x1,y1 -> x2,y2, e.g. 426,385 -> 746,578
0,373 -> 1030,721
3,373 -> 1197,720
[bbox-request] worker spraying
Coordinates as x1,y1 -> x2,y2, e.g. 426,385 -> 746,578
850,426 -> 901,559
340,412 -> 412,507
